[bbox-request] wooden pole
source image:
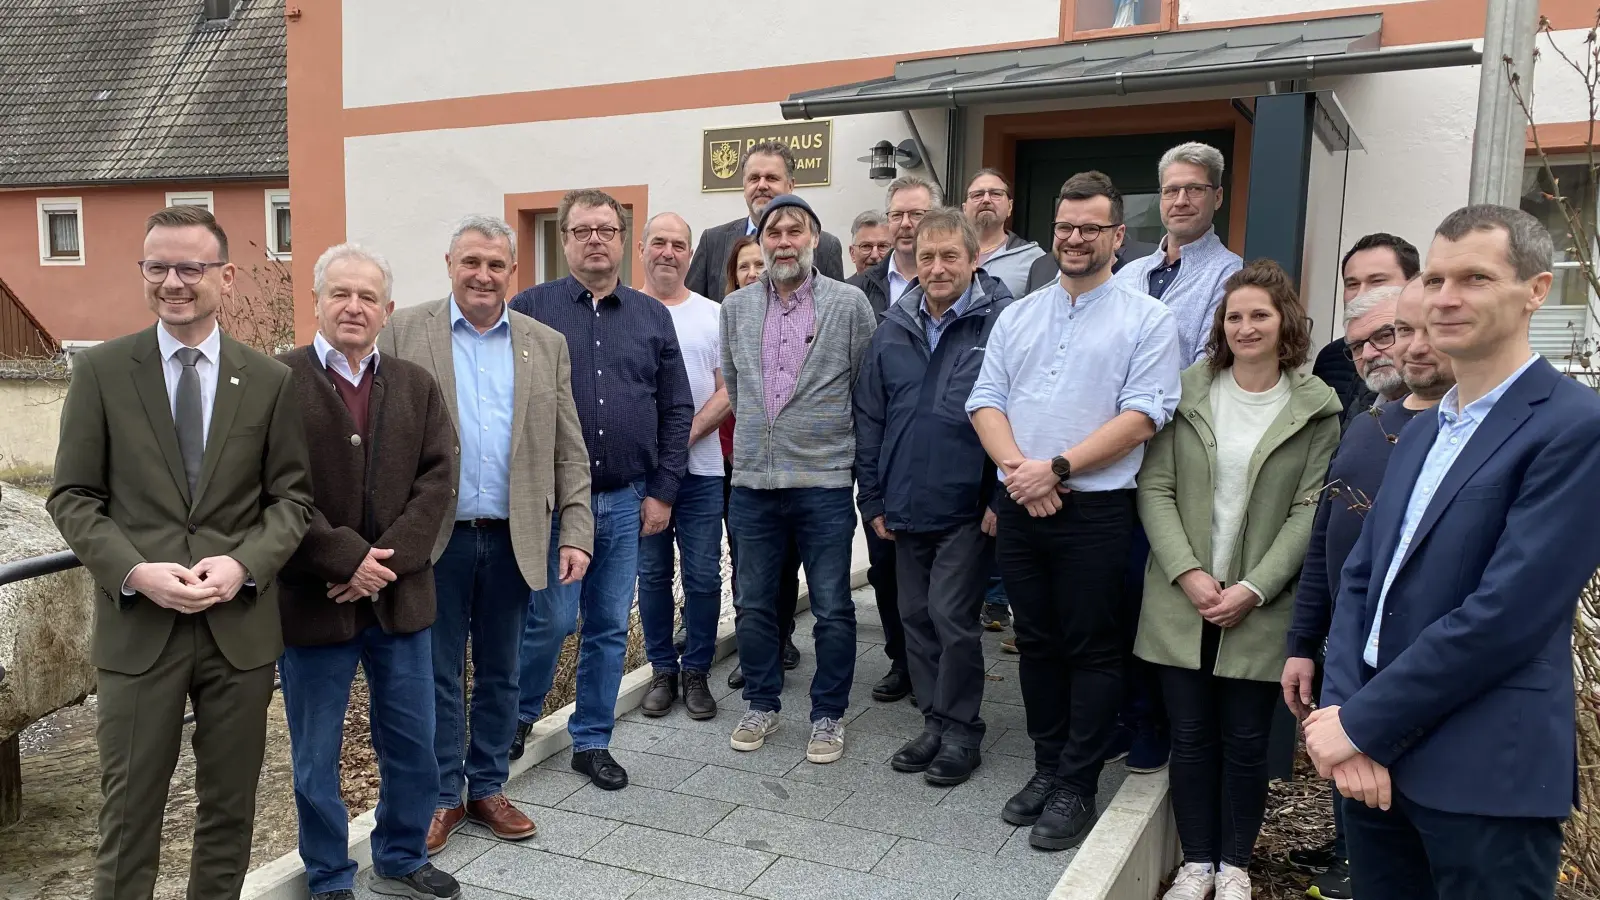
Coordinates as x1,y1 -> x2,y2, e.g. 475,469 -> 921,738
0,733 -> 20,828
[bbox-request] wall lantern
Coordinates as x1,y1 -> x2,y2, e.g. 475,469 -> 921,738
863,139 -> 923,180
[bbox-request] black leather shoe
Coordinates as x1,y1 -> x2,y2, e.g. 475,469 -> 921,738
682,671 -> 717,720
1029,788 -> 1094,851
782,637 -> 801,670
871,664 -> 911,702
727,664 -> 745,689
924,744 -> 981,786
640,670 -> 677,717
1002,772 -> 1057,826
508,720 -> 533,761
890,733 -> 942,773
370,862 -> 461,899
571,748 -> 629,791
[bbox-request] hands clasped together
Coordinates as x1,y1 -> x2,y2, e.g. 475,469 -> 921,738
1301,704 -> 1393,812
127,555 -> 251,614
1002,458 -> 1067,517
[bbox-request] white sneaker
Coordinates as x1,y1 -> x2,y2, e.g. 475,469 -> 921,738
806,717 -> 845,763
1214,864 -> 1252,900
1162,862 -> 1214,900
730,708 -> 779,752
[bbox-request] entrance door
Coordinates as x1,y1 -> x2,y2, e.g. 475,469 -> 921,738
1013,129 -> 1235,252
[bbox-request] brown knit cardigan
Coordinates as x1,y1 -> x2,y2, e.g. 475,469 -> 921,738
276,345 -> 456,646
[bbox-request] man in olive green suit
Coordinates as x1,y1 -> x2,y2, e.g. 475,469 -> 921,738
47,206 -> 314,900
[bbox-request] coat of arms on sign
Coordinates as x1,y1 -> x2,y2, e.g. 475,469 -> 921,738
710,141 -> 742,180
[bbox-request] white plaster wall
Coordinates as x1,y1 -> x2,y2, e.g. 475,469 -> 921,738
1528,28 -> 1600,128
340,0 -> 1061,109
344,104 -> 947,306
1177,0 -> 1427,25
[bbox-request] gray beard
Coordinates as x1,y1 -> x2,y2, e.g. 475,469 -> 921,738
1364,363 -> 1406,399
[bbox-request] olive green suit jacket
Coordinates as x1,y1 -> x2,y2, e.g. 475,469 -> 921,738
47,326 -> 315,676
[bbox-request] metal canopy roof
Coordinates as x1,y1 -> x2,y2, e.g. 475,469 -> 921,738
780,14 -> 1480,120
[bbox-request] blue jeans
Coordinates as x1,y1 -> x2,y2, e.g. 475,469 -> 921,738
729,486 -> 857,721
281,626 -> 437,894
639,473 -> 724,674
518,483 -> 643,752
984,545 -> 1008,607
432,522 -> 530,808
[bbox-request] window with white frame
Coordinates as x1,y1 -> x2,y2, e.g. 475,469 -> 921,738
266,190 -> 291,259
1521,160 -> 1595,306
37,198 -> 84,265
165,190 -> 214,211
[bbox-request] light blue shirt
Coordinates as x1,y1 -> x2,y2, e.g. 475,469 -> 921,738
965,277 -> 1182,492
887,256 -> 915,307
450,297 -> 515,520
1363,353 -> 1541,667
920,284 -> 973,352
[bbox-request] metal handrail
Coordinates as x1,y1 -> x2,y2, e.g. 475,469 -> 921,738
0,550 -> 81,588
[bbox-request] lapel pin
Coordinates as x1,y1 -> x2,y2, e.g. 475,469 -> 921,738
230,377 -> 240,385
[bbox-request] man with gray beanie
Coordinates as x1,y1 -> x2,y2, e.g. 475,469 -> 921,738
721,194 -> 876,765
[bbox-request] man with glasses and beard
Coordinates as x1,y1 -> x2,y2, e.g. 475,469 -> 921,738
721,195 -> 875,765
960,168 -> 1045,299
968,172 -> 1181,851
1339,286 -> 1409,425
1114,142 -> 1243,366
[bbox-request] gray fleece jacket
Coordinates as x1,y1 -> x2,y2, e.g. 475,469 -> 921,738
721,269 -> 876,490
978,232 -> 1046,300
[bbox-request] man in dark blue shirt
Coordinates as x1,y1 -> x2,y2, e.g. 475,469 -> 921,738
508,189 -> 693,791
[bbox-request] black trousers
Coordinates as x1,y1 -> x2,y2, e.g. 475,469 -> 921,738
997,490 -> 1135,796
1344,794 -> 1564,900
865,525 -> 903,666
725,458 -> 797,639
1157,631 -> 1280,867
895,522 -> 989,747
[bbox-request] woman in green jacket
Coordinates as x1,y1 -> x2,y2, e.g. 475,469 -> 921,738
1136,259 -> 1342,900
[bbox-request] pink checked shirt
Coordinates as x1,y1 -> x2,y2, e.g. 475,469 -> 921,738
760,275 -> 816,422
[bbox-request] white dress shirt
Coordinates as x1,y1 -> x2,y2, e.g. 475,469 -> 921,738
156,322 -> 222,450
313,331 -> 379,385
887,255 -> 915,306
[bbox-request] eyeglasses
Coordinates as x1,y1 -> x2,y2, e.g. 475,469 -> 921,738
1051,221 -> 1115,240
138,260 -> 225,285
1159,183 -> 1216,200
966,188 -> 1009,201
564,225 -> 622,242
855,241 -> 892,254
887,210 -> 929,225
1344,324 -> 1398,359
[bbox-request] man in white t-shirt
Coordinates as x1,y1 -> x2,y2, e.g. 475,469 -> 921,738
636,212 -> 732,720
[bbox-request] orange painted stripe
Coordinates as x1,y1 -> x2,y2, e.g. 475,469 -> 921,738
1528,120 -> 1600,155
287,3 -> 345,343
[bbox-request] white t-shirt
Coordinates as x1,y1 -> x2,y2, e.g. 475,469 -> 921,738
1207,369 -> 1291,589
663,292 -> 724,477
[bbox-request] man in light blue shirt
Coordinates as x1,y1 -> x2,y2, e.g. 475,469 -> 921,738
968,171 -> 1181,853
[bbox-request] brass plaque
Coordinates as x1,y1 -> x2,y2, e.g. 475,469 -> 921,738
702,120 -> 832,192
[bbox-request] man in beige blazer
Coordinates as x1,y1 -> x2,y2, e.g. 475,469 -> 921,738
48,205 -> 314,900
376,214 -> 593,854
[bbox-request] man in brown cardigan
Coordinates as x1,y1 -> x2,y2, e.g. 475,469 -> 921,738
276,244 -> 459,900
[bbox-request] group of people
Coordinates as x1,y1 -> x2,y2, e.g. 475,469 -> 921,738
44,132 -> 1600,900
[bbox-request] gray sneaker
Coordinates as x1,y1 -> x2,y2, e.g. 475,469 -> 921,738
370,862 -> 461,899
807,717 -> 845,763
730,708 -> 780,751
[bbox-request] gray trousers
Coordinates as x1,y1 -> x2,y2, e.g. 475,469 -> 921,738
895,521 -> 989,748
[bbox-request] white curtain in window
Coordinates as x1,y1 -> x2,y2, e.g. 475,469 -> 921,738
274,205 -> 292,253
1113,0 -> 1139,27
49,212 -> 79,256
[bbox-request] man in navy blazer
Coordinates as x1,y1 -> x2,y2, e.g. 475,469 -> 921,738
1307,204 -> 1600,899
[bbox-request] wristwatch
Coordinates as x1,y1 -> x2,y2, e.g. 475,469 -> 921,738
1050,455 -> 1072,482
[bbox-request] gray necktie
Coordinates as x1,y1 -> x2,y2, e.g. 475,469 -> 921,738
174,347 -> 204,498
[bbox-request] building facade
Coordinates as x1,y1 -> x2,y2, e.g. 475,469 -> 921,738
1,0 -> 289,346
289,0 -> 1600,357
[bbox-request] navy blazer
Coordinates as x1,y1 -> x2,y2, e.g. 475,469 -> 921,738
1323,357 -> 1600,818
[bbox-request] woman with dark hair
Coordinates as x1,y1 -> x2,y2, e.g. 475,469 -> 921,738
1135,259 -> 1342,900
719,237 -> 803,689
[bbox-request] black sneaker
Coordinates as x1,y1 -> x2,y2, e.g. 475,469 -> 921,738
981,603 -> 1010,631
1001,772 -> 1057,826
508,720 -> 533,761
782,637 -> 802,669
1288,839 -> 1339,873
1307,858 -> 1353,899
370,862 -> 461,899
1029,788 -> 1094,851
1125,725 -> 1170,774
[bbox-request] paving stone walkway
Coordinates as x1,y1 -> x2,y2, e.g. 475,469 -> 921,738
352,587 -> 1127,900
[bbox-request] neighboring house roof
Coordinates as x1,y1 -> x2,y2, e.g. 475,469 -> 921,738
0,277 -> 60,359
0,0 -> 286,187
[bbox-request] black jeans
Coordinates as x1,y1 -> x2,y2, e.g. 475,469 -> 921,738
997,490 -> 1135,796
1344,794 -> 1564,900
865,525 -> 903,666
1157,628 -> 1279,867
895,522 -> 989,747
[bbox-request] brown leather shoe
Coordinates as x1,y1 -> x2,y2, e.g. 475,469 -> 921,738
426,805 -> 466,855
465,793 -> 538,841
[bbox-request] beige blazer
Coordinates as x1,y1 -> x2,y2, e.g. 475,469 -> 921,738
377,297 -> 594,590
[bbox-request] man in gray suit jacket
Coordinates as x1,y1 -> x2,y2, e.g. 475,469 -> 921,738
376,214 -> 594,857
686,140 -> 844,302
